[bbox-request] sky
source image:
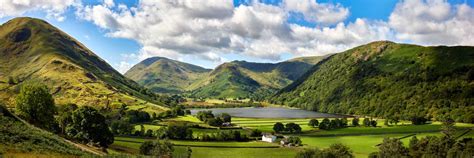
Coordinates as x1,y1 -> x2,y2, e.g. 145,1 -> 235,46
0,0 -> 473,73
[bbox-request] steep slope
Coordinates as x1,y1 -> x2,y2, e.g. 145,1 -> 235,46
0,17 -> 163,109
273,41 -> 474,123
124,57 -> 211,93
0,105 -> 88,156
189,56 -> 325,99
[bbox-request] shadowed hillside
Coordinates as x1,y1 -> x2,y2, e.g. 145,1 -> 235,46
125,57 -> 211,93
189,56 -> 325,99
273,41 -> 474,123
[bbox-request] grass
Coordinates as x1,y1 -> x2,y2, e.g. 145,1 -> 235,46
0,114 -> 87,156
112,136 -> 294,158
300,130 -> 474,158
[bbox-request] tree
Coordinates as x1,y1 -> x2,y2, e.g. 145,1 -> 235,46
308,119 -> 319,128
16,83 -> 57,131
319,118 -> 331,130
285,122 -> 302,133
441,117 -> 456,139
411,116 -> 427,125
377,138 -> 409,157
165,123 -> 193,140
250,129 -> 262,137
371,120 -> 378,127
325,143 -> 354,158
220,113 -> 231,123
273,122 -> 285,133
352,117 -> 359,126
363,118 -> 371,127
139,140 -> 173,157
185,109 -> 191,115
287,136 -> 302,146
110,120 -> 134,135
66,106 -> 114,148
295,143 -> 354,158
57,104 -> 78,134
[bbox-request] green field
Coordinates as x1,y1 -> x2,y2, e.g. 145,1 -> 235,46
112,115 -> 474,158
111,136 -> 296,158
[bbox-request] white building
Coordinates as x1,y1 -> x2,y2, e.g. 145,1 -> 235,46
261,134 -> 276,143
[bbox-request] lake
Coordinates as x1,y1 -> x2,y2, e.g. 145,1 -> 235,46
190,107 -> 351,118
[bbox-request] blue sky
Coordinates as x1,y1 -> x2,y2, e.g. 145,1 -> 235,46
1,0 -> 473,73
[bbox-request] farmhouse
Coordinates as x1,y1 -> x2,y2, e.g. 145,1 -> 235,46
261,134 -> 276,143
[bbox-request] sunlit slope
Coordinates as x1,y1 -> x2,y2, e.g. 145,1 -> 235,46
0,17 -> 164,108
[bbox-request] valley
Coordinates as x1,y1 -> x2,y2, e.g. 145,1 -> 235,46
0,17 -> 473,158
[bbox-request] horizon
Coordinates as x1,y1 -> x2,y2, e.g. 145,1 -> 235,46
1,0 -> 473,73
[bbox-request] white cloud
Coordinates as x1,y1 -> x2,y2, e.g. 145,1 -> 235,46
284,0 -> 349,25
389,0 -> 474,45
77,0 -> 377,63
116,61 -> 133,74
0,0 -> 80,21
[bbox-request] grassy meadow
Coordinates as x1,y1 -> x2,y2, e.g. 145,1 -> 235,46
110,115 -> 474,158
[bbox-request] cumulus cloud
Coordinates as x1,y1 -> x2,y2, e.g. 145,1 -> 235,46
77,0 -> 380,64
284,0 -> 349,25
389,0 -> 474,45
0,0 -> 80,21
6,0 -> 471,72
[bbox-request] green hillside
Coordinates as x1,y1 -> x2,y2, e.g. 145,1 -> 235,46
0,105 -> 88,156
125,57 -> 211,93
189,56 -> 325,99
273,41 -> 474,122
0,17 -> 164,109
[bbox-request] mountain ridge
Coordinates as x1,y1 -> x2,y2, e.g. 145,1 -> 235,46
0,17 -> 164,109
273,41 -> 474,122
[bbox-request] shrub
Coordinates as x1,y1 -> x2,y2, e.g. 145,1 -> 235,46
139,140 -> 173,156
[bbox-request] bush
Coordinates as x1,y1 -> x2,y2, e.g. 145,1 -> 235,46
139,140 -> 173,156
16,83 -> 57,131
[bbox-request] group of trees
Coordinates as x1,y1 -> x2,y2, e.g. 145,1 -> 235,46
362,118 -> 378,127
295,143 -> 354,158
157,106 -> 189,119
195,111 -> 232,127
199,130 -> 249,141
273,122 -> 302,133
371,118 -> 473,157
16,83 -> 113,148
318,118 -> 349,130
156,123 -> 193,140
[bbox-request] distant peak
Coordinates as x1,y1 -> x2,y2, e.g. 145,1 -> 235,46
140,56 -> 171,66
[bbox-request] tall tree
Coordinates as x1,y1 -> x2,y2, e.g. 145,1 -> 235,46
16,83 -> 57,131
378,138 -> 409,157
273,122 -> 285,133
66,106 -> 114,148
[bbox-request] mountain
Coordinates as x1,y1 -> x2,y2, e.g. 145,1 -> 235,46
0,17 -> 164,109
189,56 -> 325,99
273,41 -> 474,123
124,57 -> 211,93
